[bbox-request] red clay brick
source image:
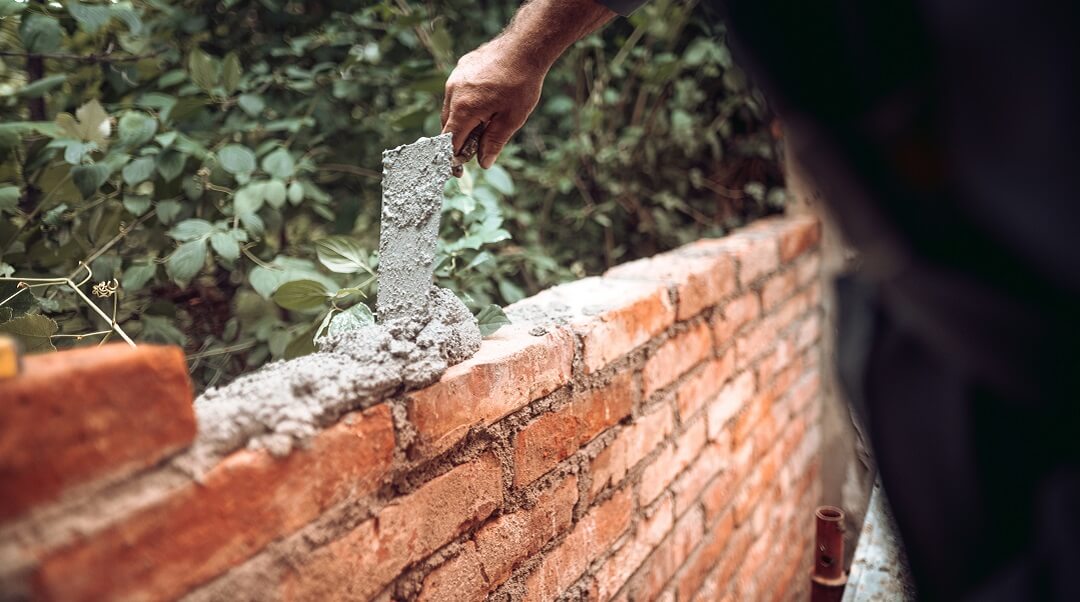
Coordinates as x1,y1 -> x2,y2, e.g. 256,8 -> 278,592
671,441 -> 729,516
706,371 -> 755,441
675,509 -> 735,602
702,439 -> 752,522
606,251 -> 736,321
408,324 -> 574,459
420,476 -> 578,601
594,495 -> 675,600
523,488 -> 633,602
0,344 -> 194,522
761,269 -> 798,313
794,313 -> 822,351
281,453 -> 503,602
511,277 -> 676,374
795,253 -> 822,289
731,389 -> 773,450
735,314 -> 780,369
638,418 -> 707,506
35,404 -> 395,602
589,404 -> 673,502
711,292 -> 759,347
514,373 -> 633,487
733,450 -> 779,525
642,321 -> 713,398
788,370 -> 820,416
676,347 -> 735,421
777,216 -> 821,262
732,527 -> 773,600
691,526 -> 753,602
729,234 -> 781,286
622,505 -> 704,601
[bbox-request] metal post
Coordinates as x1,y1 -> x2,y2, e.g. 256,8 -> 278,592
811,505 -> 847,601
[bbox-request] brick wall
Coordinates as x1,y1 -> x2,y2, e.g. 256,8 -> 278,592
0,215 -> 824,601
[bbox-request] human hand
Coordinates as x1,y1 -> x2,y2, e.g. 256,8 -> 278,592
441,38 -> 547,170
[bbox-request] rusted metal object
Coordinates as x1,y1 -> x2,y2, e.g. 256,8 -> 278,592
811,505 -> 847,602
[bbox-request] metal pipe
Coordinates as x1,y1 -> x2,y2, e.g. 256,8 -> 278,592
810,505 -> 847,602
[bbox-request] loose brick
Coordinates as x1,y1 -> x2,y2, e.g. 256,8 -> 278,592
523,488 -> 633,602
0,344 -> 195,521
777,216 -> 821,262
674,510 -> 735,602
408,324 -> 574,459
510,277 -> 676,374
589,404 -> 673,502
760,269 -> 798,313
606,251 -> 736,321
514,373 -> 633,487
638,418 -> 707,506
711,292 -> 759,347
420,476 -> 578,601
35,404 -> 395,602
282,453 -> 503,602
706,371 -> 755,441
676,347 -> 735,421
594,496 -> 675,600
642,321 -> 713,398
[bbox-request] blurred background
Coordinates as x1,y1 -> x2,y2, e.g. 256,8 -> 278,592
0,0 -> 785,389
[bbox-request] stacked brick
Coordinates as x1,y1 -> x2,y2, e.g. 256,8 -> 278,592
0,215 -> 824,601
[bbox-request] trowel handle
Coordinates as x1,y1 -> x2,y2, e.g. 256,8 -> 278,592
452,122 -> 486,177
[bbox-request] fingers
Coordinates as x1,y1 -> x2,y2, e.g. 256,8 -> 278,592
476,114 -> 522,169
442,109 -> 485,156
440,88 -> 452,129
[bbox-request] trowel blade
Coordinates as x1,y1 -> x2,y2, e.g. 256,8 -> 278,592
376,133 -> 454,322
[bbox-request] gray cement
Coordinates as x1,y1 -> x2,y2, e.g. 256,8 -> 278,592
188,135 -> 481,470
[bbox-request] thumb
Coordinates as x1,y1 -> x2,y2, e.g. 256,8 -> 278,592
477,114 -> 522,169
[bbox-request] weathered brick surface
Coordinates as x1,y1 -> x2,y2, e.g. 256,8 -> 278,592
281,453 -> 503,601
0,344 -> 195,521
514,373 -> 633,487
408,324 -> 574,459
1,215 -> 825,602
35,404 -> 395,602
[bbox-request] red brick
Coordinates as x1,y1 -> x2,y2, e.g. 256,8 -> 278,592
594,496 -> 675,600
711,292 -> 759,347
420,476 -> 578,601
0,344 -> 194,522
675,510 -> 735,601
761,269 -> 799,313
514,373 -> 633,487
638,418 -> 707,506
606,251 -> 736,320
622,505 -> 704,601
281,453 -> 503,602
735,314 -> 780,368
731,389 -> 773,449
702,439 -> 752,522
777,217 -> 821,262
733,450 -> 779,525
642,322 -> 713,398
671,441 -> 728,517
732,527 -> 773,599
706,371 -> 755,441
755,331 -> 794,386
794,313 -> 822,351
788,370 -> 820,416
589,404 -> 673,502
730,234 -> 781,286
35,404 -> 395,602
676,347 -> 735,421
691,527 -> 753,602
795,253 -> 822,289
408,324 -> 574,459
510,277 -> 676,374
523,488 -> 633,602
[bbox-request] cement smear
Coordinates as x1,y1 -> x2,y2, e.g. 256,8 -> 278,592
189,134 -> 481,468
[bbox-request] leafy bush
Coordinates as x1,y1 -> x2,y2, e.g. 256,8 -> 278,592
0,0 -> 782,389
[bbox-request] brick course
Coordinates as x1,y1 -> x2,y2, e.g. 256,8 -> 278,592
0,215 -> 823,602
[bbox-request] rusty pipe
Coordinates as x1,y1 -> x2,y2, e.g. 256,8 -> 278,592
810,505 -> 846,602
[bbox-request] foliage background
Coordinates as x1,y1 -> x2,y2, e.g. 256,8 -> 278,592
0,0 -> 784,389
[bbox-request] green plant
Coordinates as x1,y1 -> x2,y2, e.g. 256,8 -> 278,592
0,0 -> 782,389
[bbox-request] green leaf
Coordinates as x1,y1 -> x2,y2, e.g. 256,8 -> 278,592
122,156 -> 156,186
67,1 -> 113,33
17,74 -> 67,98
315,236 -> 371,274
233,183 -> 264,214
117,112 -> 157,148
328,303 -> 374,336
55,100 -> 110,146
210,231 -> 240,261
218,144 -> 256,175
271,279 -> 329,311
260,148 -> 295,179
284,323 -> 317,359
156,199 -> 182,224
222,53 -> 242,94
122,194 -> 151,216
166,239 -> 207,284
0,185 -> 21,212
156,149 -> 186,181
237,94 -> 265,116
476,304 -> 511,337
287,180 -> 304,204
188,48 -> 219,92
484,164 -> 515,195
139,315 -> 187,346
19,14 -> 62,53
71,163 -> 112,198
167,218 -> 213,241
0,0 -> 26,17
121,262 -> 157,290
0,314 -> 57,353
264,179 -> 287,208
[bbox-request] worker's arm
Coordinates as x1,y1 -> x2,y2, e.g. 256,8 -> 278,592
442,0 -> 623,169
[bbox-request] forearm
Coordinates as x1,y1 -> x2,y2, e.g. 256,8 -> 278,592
493,0 -> 616,72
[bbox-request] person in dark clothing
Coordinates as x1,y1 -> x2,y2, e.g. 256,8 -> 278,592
441,0 -> 1080,599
